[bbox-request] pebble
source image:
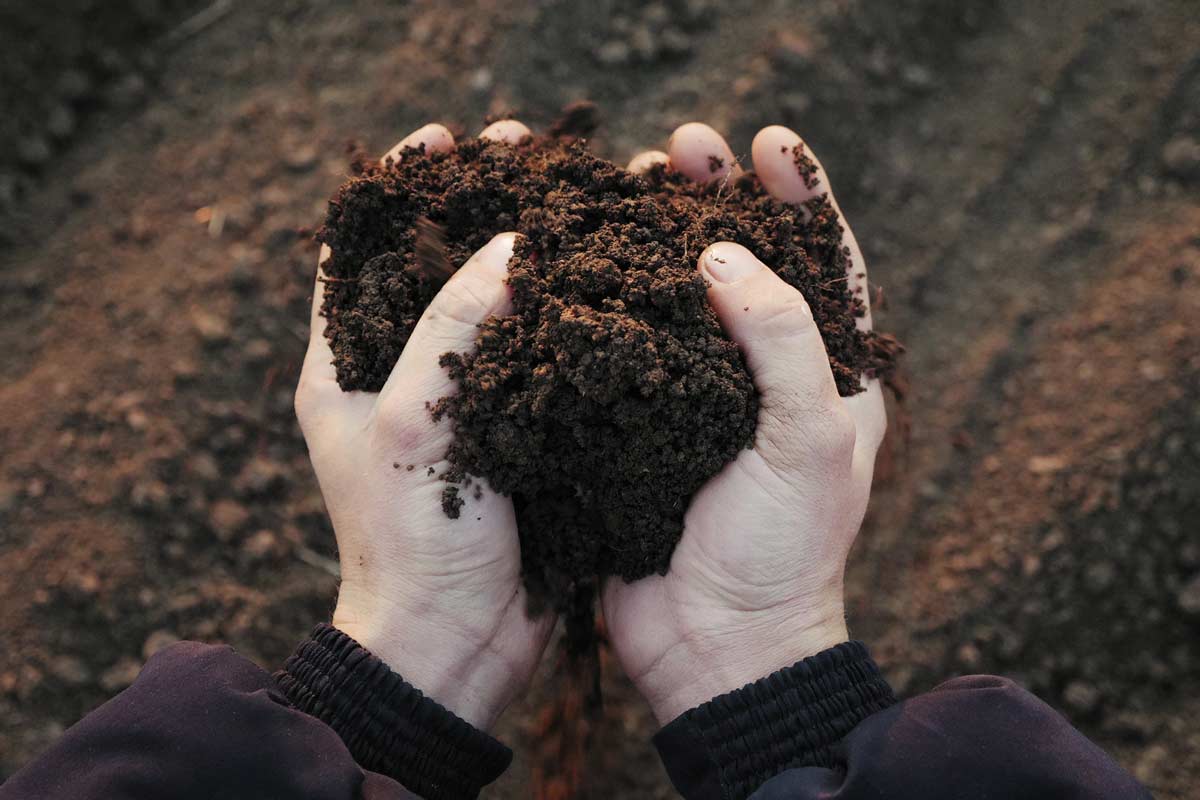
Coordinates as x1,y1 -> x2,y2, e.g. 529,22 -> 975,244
57,69 -> 93,101
187,452 -> 221,483
659,27 -> 692,57
108,73 -> 148,108
629,26 -> 656,61
129,480 -> 171,512
469,67 -> 493,93
16,136 -> 52,168
1084,561 -> 1116,592
0,480 -> 17,514
142,629 -> 181,660
1134,744 -> 1170,784
47,655 -> 91,686
1177,573 -> 1200,615
244,338 -> 274,363
901,63 -> 935,91
780,91 -> 812,116
1162,135 -> 1200,180
0,172 -> 19,210
234,456 -> 286,497
209,499 -> 251,542
1062,680 -> 1100,714
192,310 -> 231,343
241,529 -> 281,562
595,40 -> 631,66
956,642 -> 982,670
47,104 -> 76,140
99,658 -> 142,693
283,144 -> 319,173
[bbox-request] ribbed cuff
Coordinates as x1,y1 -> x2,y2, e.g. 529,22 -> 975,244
274,624 -> 512,799
652,641 -> 896,800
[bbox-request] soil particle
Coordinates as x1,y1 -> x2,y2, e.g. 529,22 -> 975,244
316,124 -> 899,644
442,485 -> 464,518
793,143 -> 821,190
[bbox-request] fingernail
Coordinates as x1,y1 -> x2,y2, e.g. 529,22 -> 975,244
703,244 -> 763,283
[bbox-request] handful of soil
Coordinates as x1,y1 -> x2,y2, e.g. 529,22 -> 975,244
316,124 -> 898,647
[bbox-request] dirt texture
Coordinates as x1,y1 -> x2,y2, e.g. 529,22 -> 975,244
317,133 -> 894,635
1,1 -> 1198,798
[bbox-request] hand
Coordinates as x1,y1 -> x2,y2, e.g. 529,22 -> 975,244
603,123 -> 887,724
295,120 -> 552,731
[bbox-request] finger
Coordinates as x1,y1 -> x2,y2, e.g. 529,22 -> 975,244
752,125 -> 885,448
751,125 -> 872,331
375,233 -> 517,457
668,122 -> 742,183
381,122 -> 456,165
626,149 -> 669,174
479,119 -> 531,144
698,242 -> 843,449
296,246 -> 374,434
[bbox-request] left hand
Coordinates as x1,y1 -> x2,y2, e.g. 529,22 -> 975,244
604,123 -> 887,724
295,120 -> 552,731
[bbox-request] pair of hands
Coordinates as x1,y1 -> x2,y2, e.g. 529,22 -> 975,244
295,118 -> 886,729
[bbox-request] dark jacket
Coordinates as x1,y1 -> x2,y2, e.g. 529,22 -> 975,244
0,625 -> 1150,799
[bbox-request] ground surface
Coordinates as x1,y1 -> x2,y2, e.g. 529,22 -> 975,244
1,1 -> 1197,797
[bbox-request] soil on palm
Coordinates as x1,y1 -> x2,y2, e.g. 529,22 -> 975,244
315,127 -> 900,643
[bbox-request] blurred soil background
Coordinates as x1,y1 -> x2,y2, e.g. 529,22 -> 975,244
1,0 -> 1197,796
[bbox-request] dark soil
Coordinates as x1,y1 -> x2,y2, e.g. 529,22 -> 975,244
316,131 -> 897,636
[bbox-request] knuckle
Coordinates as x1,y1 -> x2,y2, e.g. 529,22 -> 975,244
759,398 -> 856,475
427,275 -> 493,329
294,372 -> 320,434
371,399 -> 426,452
822,405 -> 858,461
754,295 -> 814,340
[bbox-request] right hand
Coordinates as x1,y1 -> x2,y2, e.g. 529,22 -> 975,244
603,123 -> 888,724
297,119 -> 553,732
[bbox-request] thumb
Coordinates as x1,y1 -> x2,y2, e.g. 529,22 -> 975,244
373,232 -> 517,456
698,242 -> 845,451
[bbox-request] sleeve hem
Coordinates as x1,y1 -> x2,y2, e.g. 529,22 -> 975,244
653,640 -> 896,800
274,623 -> 512,800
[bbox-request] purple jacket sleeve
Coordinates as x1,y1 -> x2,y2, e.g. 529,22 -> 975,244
0,627 -> 511,800
654,643 -> 1151,800
747,675 -> 1152,799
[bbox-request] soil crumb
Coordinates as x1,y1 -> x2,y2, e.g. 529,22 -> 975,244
316,121 -> 899,646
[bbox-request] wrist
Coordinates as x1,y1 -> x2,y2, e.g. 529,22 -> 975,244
639,603 -> 850,724
333,590 -> 515,731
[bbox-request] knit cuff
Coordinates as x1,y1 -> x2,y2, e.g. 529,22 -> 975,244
652,641 -> 896,800
274,624 -> 512,799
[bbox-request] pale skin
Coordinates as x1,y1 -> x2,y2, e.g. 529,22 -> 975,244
295,119 -> 885,729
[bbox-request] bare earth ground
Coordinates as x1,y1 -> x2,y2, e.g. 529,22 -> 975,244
1,1 -> 1198,797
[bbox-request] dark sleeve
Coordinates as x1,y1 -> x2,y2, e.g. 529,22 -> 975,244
1,625 -> 511,800
653,641 -> 1151,800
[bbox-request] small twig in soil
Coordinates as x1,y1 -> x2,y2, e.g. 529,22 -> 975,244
711,152 -> 746,206
818,276 -> 850,290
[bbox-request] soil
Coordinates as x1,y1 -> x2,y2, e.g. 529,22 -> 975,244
1,1 -> 1198,798
317,132 -> 896,637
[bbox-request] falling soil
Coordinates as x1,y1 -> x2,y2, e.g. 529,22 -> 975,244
316,124 -> 899,646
